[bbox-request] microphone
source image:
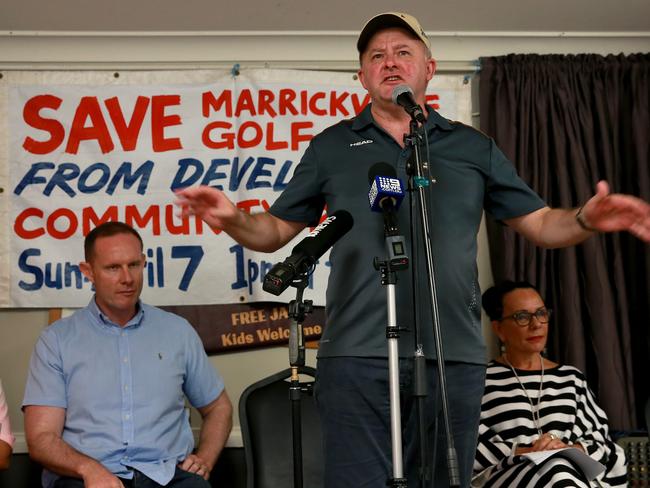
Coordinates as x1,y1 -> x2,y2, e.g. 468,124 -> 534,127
391,85 -> 426,123
368,162 -> 405,214
263,210 -> 354,296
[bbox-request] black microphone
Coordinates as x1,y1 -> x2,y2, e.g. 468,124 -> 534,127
391,85 -> 426,123
263,210 -> 354,296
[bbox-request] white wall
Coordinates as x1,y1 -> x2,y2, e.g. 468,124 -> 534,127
1,31 -> 648,71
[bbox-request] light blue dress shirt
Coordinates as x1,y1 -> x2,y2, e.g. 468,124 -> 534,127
23,298 -> 225,487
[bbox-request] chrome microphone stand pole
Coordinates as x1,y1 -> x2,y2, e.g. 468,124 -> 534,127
374,208 -> 409,488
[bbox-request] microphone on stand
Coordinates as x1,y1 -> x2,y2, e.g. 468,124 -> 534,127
367,163 -> 408,269
368,162 -> 405,233
263,209 -> 354,296
391,85 -> 426,123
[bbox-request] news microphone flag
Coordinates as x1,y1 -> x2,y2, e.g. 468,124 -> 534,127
368,175 -> 405,212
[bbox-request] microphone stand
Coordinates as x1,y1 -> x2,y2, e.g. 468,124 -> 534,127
287,274 -> 314,488
404,117 -> 460,487
374,207 -> 409,488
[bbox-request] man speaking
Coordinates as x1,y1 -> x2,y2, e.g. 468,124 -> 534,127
175,11 -> 650,487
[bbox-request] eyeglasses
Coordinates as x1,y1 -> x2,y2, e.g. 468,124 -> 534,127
499,307 -> 552,327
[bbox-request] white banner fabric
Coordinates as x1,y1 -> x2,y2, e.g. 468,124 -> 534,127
0,69 -> 471,308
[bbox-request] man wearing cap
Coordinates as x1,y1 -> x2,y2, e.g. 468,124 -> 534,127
175,12 -> 650,488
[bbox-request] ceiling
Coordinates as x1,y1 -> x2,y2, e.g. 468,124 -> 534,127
2,0 -> 650,32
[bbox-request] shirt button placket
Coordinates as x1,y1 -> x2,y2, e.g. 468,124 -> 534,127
119,329 -> 134,447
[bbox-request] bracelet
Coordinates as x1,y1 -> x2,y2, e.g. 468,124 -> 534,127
575,206 -> 598,232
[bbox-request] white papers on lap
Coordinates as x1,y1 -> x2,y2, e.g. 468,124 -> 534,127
523,448 -> 605,481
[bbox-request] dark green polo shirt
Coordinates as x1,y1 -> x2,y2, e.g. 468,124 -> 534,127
269,105 -> 545,364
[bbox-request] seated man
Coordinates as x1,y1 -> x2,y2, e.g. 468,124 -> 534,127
473,280 -> 627,487
23,221 -> 233,488
0,379 -> 14,470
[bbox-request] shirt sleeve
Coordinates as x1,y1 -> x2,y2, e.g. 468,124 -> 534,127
0,380 -> 15,447
483,139 -> 546,221
182,323 -> 225,409
571,373 -> 628,487
473,420 -> 517,473
22,327 -> 68,409
269,142 -> 326,226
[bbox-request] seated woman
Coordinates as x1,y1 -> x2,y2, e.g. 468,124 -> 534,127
472,280 -> 627,487
0,378 -> 15,470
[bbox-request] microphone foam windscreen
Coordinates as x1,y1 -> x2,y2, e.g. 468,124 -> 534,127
367,162 -> 396,183
391,84 -> 413,105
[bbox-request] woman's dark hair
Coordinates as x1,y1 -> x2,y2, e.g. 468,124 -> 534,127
84,222 -> 143,261
481,280 -> 540,321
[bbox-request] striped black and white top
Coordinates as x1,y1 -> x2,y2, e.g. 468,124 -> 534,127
473,361 -> 627,487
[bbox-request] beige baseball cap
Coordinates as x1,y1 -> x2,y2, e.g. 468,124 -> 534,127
357,12 -> 431,54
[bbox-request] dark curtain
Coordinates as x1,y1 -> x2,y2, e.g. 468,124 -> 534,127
479,53 -> 650,430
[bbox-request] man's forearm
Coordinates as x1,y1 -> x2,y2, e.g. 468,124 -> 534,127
507,181 -> 650,247
224,211 -> 305,253
195,394 -> 233,470
175,185 -> 306,252
534,207 -> 595,248
506,207 -> 594,249
28,431 -> 109,479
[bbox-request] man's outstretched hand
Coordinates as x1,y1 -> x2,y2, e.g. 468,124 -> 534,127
174,186 -> 239,232
580,181 -> 650,242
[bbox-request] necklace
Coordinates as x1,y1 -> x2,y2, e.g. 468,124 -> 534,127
503,353 -> 544,437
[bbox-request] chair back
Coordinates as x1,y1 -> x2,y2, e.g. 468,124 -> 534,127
239,366 -> 324,488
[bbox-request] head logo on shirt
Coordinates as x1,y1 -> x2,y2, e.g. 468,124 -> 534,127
350,139 -> 374,147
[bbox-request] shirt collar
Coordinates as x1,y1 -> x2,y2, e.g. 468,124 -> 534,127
87,296 -> 145,331
352,103 -> 454,132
